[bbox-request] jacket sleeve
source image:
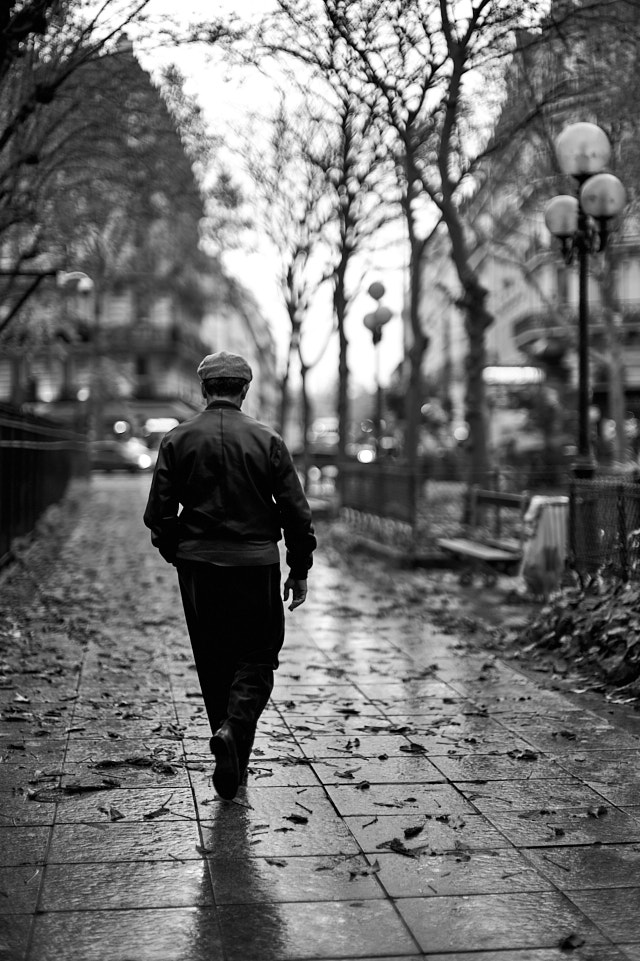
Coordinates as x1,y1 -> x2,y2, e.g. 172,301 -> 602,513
271,436 -> 317,579
143,438 -> 180,564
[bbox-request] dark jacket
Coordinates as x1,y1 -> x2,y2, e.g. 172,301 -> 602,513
143,400 -> 316,578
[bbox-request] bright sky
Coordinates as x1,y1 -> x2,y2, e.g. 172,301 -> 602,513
139,0 -> 408,392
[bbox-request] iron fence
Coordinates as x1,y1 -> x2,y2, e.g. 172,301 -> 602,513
0,404 -> 88,567
569,476 -> 640,580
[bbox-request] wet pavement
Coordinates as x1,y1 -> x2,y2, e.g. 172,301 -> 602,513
1,475 -> 640,960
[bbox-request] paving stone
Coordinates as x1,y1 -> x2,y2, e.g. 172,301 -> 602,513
0,793 -> 57,826
430,752 -> 567,781
207,853 -> 385,903
345,811 -> 511,854
40,859 -> 212,911
396,890 -> 607,953
310,755 -> 446,784
0,912 -> 30,960
422,950 -> 627,961
197,788 -> 360,858
583,779 -> 640,807
370,848 -> 552,897
0,826 -> 50,867
48,819 -> 201,863
457,778 -> 611,813
524,843 -> 640,889
323,781 -> 476,817
485,807 -> 640,847
0,864 -> 42,914
28,906 -> 224,961
554,750 -> 640,781
61,760 -> 190,790
298,734 -> 414,758
217,899 -> 417,960
566,887 -> 640,941
49,785 -> 196,824
519,726 -> 640,754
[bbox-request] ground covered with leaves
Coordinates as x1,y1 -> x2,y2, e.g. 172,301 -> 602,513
321,519 -> 640,715
517,576 -> 640,700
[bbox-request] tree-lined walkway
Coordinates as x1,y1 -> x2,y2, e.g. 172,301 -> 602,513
1,475 -> 640,960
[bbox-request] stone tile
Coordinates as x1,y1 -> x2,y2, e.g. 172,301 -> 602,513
185,732 -> 305,762
585,780 -> 640,807
520,726 -> 640,754
40,859 -> 211,911
50,786 -> 196,823
48,821 -> 201,863
458,778 -> 611,813
396,891 -> 606,953
554,750 -> 640,781
208,853 -> 385,903
371,848 -> 552,897
28,906 -> 224,961
298,734 -> 413,759
621,946 -> 640,961
567,887 -> 640,941
0,826 -> 50,867
273,695 -> 382,717
324,781 -> 475,817
370,690 -> 474,714
0,912 -> 30,960
356,679 -> 460,699
64,737 -> 183,765
0,738 -> 68,766
217,899 -> 417,960
0,793 -> 57,826
61,760 -> 190,790
485,807 -> 640,847
430,753 -> 567,782
310,755 -> 446,784
0,864 -> 42,913
0,763 -> 61,795
198,788 -> 360,859
524,843 -> 640,889
423,950 -> 626,961
345,811 -> 511,855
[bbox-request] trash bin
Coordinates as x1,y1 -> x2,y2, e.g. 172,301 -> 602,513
519,495 -> 569,598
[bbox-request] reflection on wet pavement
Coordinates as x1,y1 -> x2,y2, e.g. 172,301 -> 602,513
2,476 -> 640,959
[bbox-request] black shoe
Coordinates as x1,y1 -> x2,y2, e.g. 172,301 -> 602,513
209,722 -> 240,800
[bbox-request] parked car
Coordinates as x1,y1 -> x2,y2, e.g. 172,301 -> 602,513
89,438 -> 155,473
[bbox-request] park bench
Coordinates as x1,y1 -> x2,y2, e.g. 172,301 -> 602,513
436,485 -> 528,586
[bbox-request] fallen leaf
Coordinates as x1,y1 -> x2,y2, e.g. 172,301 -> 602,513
284,813 -> 308,825
404,825 -> 424,839
558,932 -> 585,950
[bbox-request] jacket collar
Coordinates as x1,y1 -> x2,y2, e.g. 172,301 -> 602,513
205,399 -> 242,411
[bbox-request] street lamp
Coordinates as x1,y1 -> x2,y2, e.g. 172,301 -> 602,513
363,282 -> 392,454
544,122 -> 626,477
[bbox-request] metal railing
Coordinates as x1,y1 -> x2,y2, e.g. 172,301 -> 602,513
340,463 -> 420,527
0,404 -> 88,567
569,476 -> 640,580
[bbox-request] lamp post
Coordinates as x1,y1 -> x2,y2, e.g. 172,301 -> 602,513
544,122 -> 626,478
363,282 -> 392,454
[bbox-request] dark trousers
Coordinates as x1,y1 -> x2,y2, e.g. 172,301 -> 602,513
176,561 -> 285,758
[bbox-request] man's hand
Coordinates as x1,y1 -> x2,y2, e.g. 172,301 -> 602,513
283,577 -> 307,611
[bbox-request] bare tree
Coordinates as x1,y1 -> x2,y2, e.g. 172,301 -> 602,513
243,101 -> 329,450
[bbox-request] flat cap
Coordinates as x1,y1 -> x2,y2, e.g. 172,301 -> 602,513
197,351 -> 253,383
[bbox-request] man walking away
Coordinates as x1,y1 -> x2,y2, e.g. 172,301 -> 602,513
143,351 -> 316,800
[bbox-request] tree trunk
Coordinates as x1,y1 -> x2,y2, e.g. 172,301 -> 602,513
440,194 -> 492,484
600,250 -> 627,464
403,236 -> 429,527
299,349 -> 313,490
461,277 -> 492,485
334,260 -> 349,500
